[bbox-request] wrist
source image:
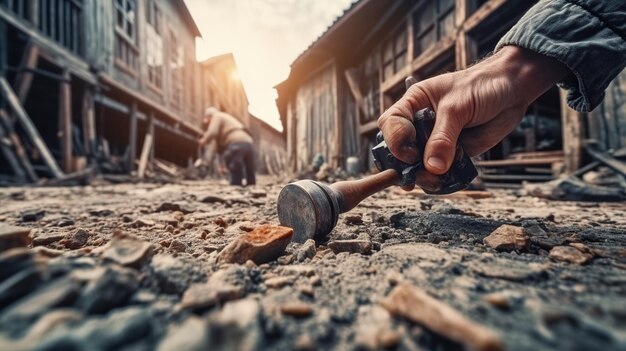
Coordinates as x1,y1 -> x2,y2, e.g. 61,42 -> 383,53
495,45 -> 568,104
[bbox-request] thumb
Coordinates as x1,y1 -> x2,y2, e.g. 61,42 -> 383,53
424,105 -> 463,175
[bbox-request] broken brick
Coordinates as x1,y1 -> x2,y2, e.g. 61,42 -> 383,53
217,225 -> 293,264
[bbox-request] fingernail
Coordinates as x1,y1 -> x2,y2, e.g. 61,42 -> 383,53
427,157 -> 446,171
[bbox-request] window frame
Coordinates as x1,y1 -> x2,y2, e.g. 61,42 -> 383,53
146,0 -> 164,92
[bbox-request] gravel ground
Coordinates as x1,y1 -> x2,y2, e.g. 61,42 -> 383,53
0,176 -> 625,351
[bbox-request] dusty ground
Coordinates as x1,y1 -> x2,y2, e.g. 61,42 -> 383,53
0,176 -> 625,350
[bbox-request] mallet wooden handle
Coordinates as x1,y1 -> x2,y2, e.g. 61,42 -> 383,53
330,169 -> 399,213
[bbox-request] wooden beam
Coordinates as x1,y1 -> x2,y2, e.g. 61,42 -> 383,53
462,0 -> 508,33
560,90 -> 583,173
475,157 -> 563,167
128,102 -> 138,172
359,120 -> 379,135
584,143 -> 626,178
0,76 -> 63,178
59,70 -> 72,173
15,41 -> 39,103
81,87 -> 96,157
137,133 -> 153,179
149,111 -> 155,164
0,109 -> 38,181
0,119 -> 26,179
344,68 -> 365,115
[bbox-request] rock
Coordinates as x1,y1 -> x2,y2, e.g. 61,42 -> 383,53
483,225 -> 529,252
32,232 -> 65,246
101,233 -> 153,269
169,239 -> 188,253
88,208 -> 114,217
131,218 -> 155,227
381,283 -> 503,351
298,284 -> 315,297
483,293 -> 511,310
294,334 -> 315,350
280,302 -> 313,317
207,298 -> 263,351
294,239 -> 316,262
25,309 -> 82,340
157,316 -> 208,351
280,265 -> 315,277
0,266 -> 43,309
327,239 -> 371,255
0,224 -> 32,252
470,258 -> 548,282
239,222 -> 255,232
77,266 -> 140,314
181,283 -> 244,310
156,202 -> 195,214
36,307 -> 153,350
217,225 -> 293,264
344,214 -> 363,225
57,218 -> 75,227
354,305 -> 400,350
250,189 -> 267,198
66,229 -> 91,250
151,254 -> 195,294
0,276 -> 82,326
549,246 -> 593,265
200,194 -> 227,203
0,248 -> 38,281
21,209 -> 45,222
265,276 -> 294,289
214,217 -> 228,228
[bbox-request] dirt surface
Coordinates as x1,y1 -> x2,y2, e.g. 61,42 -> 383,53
0,176 -> 625,350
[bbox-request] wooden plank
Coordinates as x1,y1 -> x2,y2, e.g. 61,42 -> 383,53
584,143 -> 626,177
15,41 -> 39,103
0,76 -> 64,178
148,112 -> 155,164
462,0 -> 507,33
560,89 -> 584,173
59,70 -> 72,173
359,119 -> 379,135
137,133 -> 153,179
479,174 -> 554,182
0,109 -> 38,181
475,157 -> 563,167
344,68 -> 365,115
509,150 -> 564,159
128,101 -> 138,172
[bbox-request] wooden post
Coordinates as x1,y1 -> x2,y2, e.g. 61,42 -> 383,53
137,133 -> 153,179
128,101 -> 138,172
149,112 -> 155,164
0,76 -> 63,178
15,42 -> 39,103
560,90 -> 584,174
81,87 -> 96,157
59,70 -> 72,173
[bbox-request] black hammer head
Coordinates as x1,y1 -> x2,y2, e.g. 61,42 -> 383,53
277,180 -> 339,243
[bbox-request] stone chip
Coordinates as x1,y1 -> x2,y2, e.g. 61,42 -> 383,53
217,225 -> 293,264
483,225 -> 530,252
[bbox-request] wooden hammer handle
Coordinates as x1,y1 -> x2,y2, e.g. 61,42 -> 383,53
330,169 -> 399,213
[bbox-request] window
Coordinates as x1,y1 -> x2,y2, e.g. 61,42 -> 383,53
169,29 -> 183,108
146,0 -> 163,89
413,0 -> 456,55
114,0 -> 138,72
382,26 -> 408,81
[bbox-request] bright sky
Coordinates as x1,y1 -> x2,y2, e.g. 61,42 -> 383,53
184,0 -> 355,131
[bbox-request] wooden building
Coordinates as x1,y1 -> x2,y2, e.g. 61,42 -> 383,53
0,0 -> 204,181
249,113 -> 286,176
275,0 -> 626,186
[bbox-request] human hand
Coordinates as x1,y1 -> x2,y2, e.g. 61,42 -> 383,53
377,46 -> 568,175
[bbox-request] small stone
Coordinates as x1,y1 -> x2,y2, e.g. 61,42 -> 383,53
265,276 -> 294,289
238,222 -> 255,232
549,246 -> 593,265
57,218 -> 75,227
277,254 -> 294,265
25,309 -> 82,340
217,225 -> 293,264
156,202 -> 195,214
88,208 -> 114,217
207,299 -> 262,351
77,266 -> 140,313
132,218 -> 155,227
280,302 -> 313,317
355,305 -> 397,350
169,239 -> 188,253
328,239 -> 371,255
66,229 -> 91,250
0,224 -> 32,252
309,275 -> 322,286
294,334 -> 314,351
157,316 -> 208,351
214,217 -> 228,228
21,209 -> 45,222
294,239 -> 317,262
200,194 -> 226,203
386,270 -> 404,286
101,233 -> 154,268
344,214 -> 363,225
151,254 -> 194,294
281,265 -> 315,277
483,292 -> 510,309
250,189 -> 267,198
298,284 -> 315,297
181,283 -> 244,310
483,225 -> 530,252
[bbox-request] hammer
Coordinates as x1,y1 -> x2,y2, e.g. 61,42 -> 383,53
278,78 -> 478,243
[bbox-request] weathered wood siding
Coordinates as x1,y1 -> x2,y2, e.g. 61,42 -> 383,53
293,62 -> 337,170
588,68 -> 626,151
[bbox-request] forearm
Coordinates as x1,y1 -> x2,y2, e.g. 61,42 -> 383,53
204,140 -> 217,164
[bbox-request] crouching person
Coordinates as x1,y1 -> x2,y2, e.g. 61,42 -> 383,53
198,107 -> 256,186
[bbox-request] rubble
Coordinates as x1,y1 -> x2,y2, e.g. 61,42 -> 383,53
381,283 -> 504,351
217,225 -> 293,264
0,224 -> 31,251
101,233 -> 154,268
483,224 -> 530,252
327,239 -> 372,255
549,245 -> 594,265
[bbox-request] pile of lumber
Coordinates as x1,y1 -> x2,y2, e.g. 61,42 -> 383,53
476,150 -> 564,189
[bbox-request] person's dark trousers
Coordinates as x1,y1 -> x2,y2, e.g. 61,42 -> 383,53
223,142 -> 256,186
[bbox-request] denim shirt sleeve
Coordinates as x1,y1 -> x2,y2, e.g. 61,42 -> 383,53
495,0 -> 626,112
